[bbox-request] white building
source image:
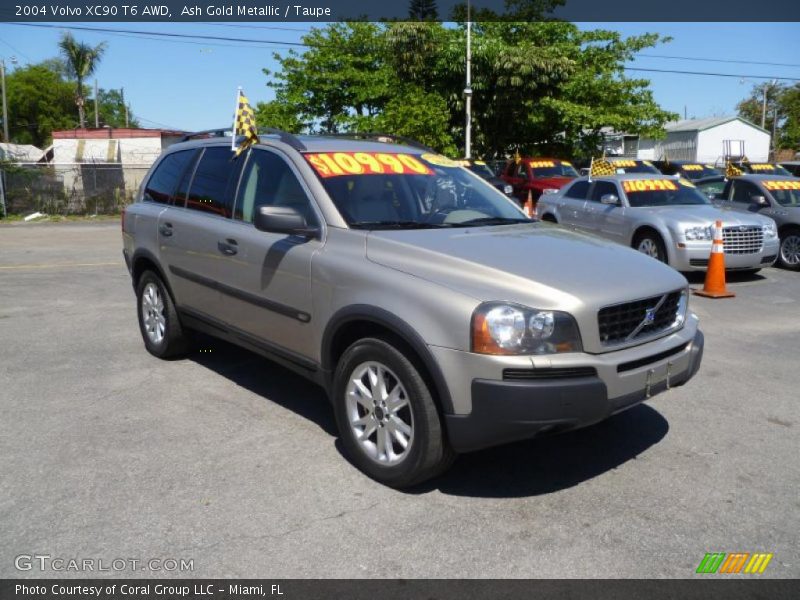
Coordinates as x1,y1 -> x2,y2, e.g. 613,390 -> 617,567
637,116 -> 771,164
0,142 -> 44,162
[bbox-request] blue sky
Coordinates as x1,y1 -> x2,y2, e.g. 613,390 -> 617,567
0,21 -> 798,133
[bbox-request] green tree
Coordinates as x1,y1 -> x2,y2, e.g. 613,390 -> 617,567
779,84 -> 800,150
5,63 -> 77,147
58,32 -> 107,128
737,83 -> 800,151
86,88 -> 139,129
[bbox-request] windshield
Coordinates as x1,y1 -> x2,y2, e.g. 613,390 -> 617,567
763,180 -> 800,207
610,160 -> 661,174
466,161 -> 497,179
305,151 -> 528,229
746,163 -> 792,176
680,164 -> 721,180
623,178 -> 711,207
528,160 -> 578,178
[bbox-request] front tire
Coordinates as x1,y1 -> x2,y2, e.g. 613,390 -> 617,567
136,270 -> 189,358
333,337 -> 455,488
779,228 -> 800,271
634,231 -> 667,263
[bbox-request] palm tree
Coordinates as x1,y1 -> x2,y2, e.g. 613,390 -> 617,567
58,33 -> 107,129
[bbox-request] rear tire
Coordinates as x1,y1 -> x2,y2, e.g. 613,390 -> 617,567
136,270 -> 190,358
333,337 -> 455,488
633,231 -> 667,264
779,228 -> 800,271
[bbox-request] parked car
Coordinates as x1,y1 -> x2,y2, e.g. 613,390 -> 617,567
500,157 -> 578,204
729,161 -> 792,176
460,158 -> 513,196
605,158 -> 662,174
123,132 -> 703,487
695,174 -> 800,270
652,160 -> 721,180
778,161 -> 800,177
537,174 -> 779,272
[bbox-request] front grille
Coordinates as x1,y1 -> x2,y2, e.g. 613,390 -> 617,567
503,367 -> 597,381
722,226 -> 763,254
598,291 -> 682,346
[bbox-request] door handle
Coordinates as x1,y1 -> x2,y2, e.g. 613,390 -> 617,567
159,223 -> 173,237
217,238 -> 238,256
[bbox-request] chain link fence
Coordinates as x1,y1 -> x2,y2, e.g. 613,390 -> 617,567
0,163 -> 151,217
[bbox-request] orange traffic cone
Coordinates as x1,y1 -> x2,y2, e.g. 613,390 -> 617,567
693,220 -> 735,298
524,190 -> 535,219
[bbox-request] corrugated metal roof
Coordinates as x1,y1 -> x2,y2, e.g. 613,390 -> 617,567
665,116 -> 768,134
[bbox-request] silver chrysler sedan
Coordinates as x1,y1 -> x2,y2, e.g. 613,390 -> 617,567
538,174 -> 779,272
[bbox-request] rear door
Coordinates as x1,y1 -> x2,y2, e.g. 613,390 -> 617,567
588,180 -> 628,243
555,180 -> 590,228
157,145 -> 242,320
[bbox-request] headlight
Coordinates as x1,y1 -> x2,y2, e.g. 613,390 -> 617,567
763,222 -> 777,239
673,289 -> 689,329
684,225 -> 713,241
503,184 -> 513,195
472,302 -> 582,355
542,188 -> 559,195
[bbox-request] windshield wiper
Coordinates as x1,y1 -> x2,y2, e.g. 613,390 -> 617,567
457,217 -> 532,227
348,221 -> 450,230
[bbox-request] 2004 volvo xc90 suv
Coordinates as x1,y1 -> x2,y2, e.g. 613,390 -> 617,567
122,132 -> 704,487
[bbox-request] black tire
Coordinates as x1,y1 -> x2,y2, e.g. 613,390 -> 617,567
136,270 -> 190,358
778,228 -> 800,271
332,337 -> 455,488
633,231 -> 667,263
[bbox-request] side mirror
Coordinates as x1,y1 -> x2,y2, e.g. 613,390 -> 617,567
600,194 -> 620,205
751,195 -> 768,206
254,206 -> 318,238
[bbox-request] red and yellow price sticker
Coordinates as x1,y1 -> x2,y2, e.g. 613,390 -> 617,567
622,179 -> 678,193
682,164 -> 703,171
750,163 -> 778,171
763,180 -> 800,190
529,160 -> 556,168
304,152 -> 433,178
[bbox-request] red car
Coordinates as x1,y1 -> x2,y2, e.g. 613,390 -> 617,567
501,157 -> 579,204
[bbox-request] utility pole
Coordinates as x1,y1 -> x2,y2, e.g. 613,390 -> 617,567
94,79 -> 100,128
761,83 -> 768,129
1,59 -> 8,142
771,106 -> 779,162
464,0 -> 472,159
121,87 -> 129,128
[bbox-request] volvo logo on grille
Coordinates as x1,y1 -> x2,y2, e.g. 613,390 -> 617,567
644,307 -> 657,324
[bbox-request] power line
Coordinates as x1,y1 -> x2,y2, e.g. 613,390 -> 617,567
625,67 -> 800,82
635,53 -> 800,69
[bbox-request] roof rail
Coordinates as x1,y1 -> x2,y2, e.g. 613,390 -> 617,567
320,132 -> 436,153
179,127 -> 306,151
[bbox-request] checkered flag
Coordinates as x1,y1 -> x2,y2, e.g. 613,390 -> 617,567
726,161 -> 743,177
590,157 -> 616,177
232,88 -> 259,157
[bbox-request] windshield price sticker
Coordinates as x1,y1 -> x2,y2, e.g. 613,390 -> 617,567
751,164 -> 778,171
529,160 -> 556,168
305,152 -> 433,178
614,160 -> 637,167
622,179 -> 678,193
764,180 -> 800,190
683,164 -> 704,171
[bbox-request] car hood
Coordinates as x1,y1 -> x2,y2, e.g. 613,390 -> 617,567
531,176 -> 574,189
640,204 -> 771,226
366,224 -> 687,318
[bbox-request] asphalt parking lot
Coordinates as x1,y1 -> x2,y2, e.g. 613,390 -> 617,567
1,221 -> 798,579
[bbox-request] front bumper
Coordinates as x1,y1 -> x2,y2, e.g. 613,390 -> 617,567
441,328 -> 704,453
671,239 -> 779,271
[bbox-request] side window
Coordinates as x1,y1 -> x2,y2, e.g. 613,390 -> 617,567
590,181 -> 618,202
564,180 -> 590,200
185,147 -> 241,218
143,150 -> 197,205
731,181 -> 760,204
235,149 -> 316,225
515,163 -> 529,179
172,150 -> 201,208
